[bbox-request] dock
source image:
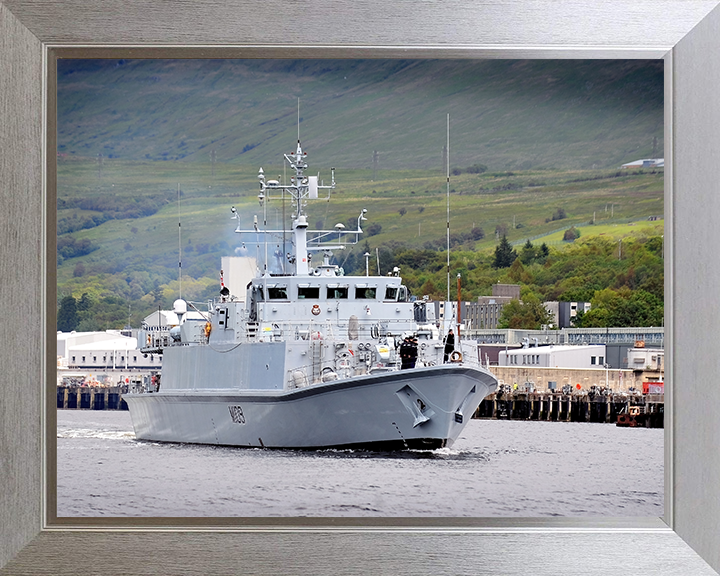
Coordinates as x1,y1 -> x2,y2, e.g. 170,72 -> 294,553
474,389 -> 664,427
57,386 -> 129,411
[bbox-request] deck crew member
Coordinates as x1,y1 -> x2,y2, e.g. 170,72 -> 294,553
443,329 -> 455,363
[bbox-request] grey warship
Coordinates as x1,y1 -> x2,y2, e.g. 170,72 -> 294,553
124,138 -> 498,450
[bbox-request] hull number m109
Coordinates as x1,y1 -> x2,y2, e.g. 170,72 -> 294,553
228,405 -> 246,424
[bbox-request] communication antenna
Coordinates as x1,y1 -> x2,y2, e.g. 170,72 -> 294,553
282,162 -> 287,273
177,183 -> 182,299
446,114 -> 451,307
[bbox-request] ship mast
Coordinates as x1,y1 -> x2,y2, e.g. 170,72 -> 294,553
247,139 -> 345,276
286,140 -> 312,275
234,126 -> 371,277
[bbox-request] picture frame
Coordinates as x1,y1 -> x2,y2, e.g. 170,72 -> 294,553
2,1 -> 720,574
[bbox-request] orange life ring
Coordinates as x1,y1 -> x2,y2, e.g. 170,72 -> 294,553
450,350 -> 462,363
311,304 -> 321,316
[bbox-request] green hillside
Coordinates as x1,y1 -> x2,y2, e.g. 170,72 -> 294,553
56,59 -> 664,330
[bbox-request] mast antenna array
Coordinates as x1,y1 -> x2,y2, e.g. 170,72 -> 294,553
232,116 -> 370,276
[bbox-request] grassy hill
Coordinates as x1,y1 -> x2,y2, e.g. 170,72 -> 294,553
57,59 -> 663,171
56,160 -> 663,290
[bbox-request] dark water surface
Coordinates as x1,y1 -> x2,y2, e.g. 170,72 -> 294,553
57,410 -> 663,517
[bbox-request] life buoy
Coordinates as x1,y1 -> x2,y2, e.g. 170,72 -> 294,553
204,322 -> 212,337
450,350 -> 462,363
311,304 -> 321,316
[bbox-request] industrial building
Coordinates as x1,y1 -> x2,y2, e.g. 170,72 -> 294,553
544,301 -> 591,329
498,344 -> 607,369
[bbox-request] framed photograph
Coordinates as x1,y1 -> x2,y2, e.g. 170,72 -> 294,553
51,56 -> 667,520
2,1 -> 720,574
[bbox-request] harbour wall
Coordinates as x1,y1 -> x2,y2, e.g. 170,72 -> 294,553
491,366 -> 655,393
474,390 -> 664,428
57,386 -> 129,411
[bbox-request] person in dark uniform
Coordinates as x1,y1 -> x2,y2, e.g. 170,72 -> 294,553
443,328 -> 455,363
408,337 -> 418,368
400,335 -> 419,369
400,336 -> 412,369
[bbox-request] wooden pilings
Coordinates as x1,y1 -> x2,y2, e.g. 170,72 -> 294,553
57,386 -> 129,411
474,391 -> 664,428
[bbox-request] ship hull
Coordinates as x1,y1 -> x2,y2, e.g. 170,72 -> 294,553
124,365 -> 496,450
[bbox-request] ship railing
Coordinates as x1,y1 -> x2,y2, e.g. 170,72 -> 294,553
253,318 -> 418,342
284,358 -> 398,390
284,342 -> 488,391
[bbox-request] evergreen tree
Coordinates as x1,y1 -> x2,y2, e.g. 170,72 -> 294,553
519,239 -> 536,265
493,234 -> 517,268
57,295 -> 79,332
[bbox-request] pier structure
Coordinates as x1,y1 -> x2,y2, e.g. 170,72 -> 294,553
475,388 -> 664,428
57,385 -> 130,411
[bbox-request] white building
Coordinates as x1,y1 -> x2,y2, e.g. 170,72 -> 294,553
627,346 -> 664,372
498,344 -> 607,369
58,305 -> 209,380
57,330 -> 162,372
620,158 -> 664,169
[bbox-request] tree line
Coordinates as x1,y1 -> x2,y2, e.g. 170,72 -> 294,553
57,231 -> 664,332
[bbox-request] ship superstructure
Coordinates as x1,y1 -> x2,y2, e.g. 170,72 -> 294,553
124,137 -> 498,450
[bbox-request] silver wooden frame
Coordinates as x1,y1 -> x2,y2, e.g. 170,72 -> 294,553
2,1 -> 720,574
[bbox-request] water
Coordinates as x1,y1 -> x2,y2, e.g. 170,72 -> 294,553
57,410 -> 663,517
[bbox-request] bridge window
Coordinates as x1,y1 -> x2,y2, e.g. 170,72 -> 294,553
327,286 -> 348,299
385,287 -> 399,300
267,286 -> 288,299
298,286 -> 320,299
398,286 -> 408,302
355,287 -> 376,299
